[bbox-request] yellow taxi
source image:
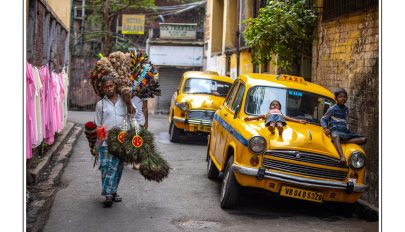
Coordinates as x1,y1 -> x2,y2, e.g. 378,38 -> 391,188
168,71 -> 234,142
207,73 -> 368,216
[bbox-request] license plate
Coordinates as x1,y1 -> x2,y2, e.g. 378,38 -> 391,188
197,125 -> 210,132
280,186 -> 323,203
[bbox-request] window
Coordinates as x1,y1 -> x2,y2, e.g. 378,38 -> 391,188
323,0 -> 378,21
245,86 -> 335,124
231,84 -> 245,112
183,78 -> 232,97
225,81 -> 239,106
245,86 -> 286,115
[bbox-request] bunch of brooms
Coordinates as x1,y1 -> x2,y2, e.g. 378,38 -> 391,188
107,127 -> 170,182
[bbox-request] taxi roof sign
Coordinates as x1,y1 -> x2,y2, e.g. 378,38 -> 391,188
276,74 -> 306,84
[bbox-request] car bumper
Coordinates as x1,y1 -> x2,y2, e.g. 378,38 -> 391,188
232,163 -> 368,193
172,116 -> 212,133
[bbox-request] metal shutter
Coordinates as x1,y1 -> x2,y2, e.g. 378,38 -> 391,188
157,67 -> 194,114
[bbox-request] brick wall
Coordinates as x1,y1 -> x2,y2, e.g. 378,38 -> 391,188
27,0 -> 69,72
312,7 -> 379,207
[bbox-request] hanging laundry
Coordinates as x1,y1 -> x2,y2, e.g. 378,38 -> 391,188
33,66 -> 43,147
58,73 -> 65,132
39,65 -> 55,145
26,62 -> 36,159
50,72 -> 59,135
62,70 -> 69,128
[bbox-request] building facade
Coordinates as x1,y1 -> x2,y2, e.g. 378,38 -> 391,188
204,0 -> 293,80
147,24 -> 204,114
26,0 -> 72,161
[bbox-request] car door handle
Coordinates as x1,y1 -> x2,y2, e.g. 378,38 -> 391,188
224,113 -> 228,117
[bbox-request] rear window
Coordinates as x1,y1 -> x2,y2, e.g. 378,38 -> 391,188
183,78 -> 232,97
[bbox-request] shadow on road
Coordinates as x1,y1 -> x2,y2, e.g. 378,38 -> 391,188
209,179 -> 378,223
174,133 -> 209,146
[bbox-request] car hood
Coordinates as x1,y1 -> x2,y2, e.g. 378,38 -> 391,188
245,121 -> 343,159
180,94 -> 225,110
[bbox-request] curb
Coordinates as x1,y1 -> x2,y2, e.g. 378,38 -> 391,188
357,199 -> 379,221
27,123 -> 83,232
30,122 -> 75,183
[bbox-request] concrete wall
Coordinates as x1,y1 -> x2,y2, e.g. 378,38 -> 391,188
46,0 -> 71,29
210,0 -> 224,53
312,7 -> 379,207
223,0 -> 237,50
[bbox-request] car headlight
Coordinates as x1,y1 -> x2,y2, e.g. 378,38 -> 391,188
349,152 -> 366,169
176,102 -> 189,112
248,136 -> 267,154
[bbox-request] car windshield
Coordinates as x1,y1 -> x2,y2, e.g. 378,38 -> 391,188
183,78 -> 231,97
245,86 -> 335,124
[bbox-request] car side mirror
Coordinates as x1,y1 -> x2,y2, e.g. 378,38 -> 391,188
176,88 -> 179,95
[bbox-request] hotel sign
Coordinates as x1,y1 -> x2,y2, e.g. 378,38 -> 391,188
122,14 -> 145,34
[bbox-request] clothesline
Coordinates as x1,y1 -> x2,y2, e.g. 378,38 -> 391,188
26,61 -> 70,159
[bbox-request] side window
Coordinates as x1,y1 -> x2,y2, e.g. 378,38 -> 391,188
225,81 -> 239,107
231,84 -> 245,112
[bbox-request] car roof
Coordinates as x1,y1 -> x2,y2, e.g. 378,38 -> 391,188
183,71 -> 234,83
239,73 -> 335,99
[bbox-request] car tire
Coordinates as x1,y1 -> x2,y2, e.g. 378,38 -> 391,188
169,120 -> 180,143
207,148 -> 219,180
338,203 -> 357,218
206,135 -> 211,162
220,156 -> 239,209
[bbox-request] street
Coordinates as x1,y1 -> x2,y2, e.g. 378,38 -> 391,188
43,112 -> 378,232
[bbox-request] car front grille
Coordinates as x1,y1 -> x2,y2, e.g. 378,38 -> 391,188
263,150 -> 348,181
188,110 -> 215,126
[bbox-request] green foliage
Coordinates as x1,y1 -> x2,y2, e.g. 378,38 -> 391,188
243,0 -> 317,72
85,0 -> 156,54
86,0 -> 156,23
112,40 -> 130,52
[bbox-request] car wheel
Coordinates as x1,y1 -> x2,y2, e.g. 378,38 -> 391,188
337,203 -> 357,218
220,155 -> 239,209
207,146 -> 219,180
206,135 -> 211,162
169,120 -> 180,143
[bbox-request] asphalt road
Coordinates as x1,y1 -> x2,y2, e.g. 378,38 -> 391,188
43,111 -> 378,232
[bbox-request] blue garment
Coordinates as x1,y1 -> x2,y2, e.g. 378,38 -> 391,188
265,113 -> 286,126
321,104 -> 348,130
321,104 -> 363,142
98,146 -> 124,196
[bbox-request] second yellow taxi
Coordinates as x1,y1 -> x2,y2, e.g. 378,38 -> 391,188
168,71 -> 234,142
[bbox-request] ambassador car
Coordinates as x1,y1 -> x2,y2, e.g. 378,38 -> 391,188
168,71 -> 234,142
207,73 -> 368,216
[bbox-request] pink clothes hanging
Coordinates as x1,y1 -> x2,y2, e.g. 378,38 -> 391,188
39,66 -> 55,145
51,72 -> 60,133
33,67 -> 43,147
38,66 -> 47,140
26,62 -> 36,159
58,73 -> 65,131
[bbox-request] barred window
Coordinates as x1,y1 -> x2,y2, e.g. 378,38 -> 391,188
323,0 -> 378,21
